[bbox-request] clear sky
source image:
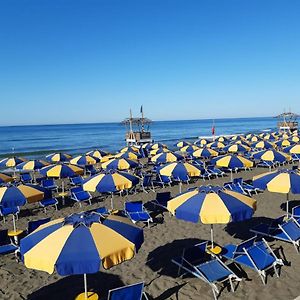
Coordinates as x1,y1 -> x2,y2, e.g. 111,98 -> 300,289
1,0 -> 300,125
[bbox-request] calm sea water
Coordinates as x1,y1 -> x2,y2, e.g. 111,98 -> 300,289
0,117 -> 277,158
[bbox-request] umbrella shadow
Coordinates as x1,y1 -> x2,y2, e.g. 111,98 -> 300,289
280,200 -> 300,214
154,283 -> 187,300
27,272 -> 124,300
146,238 -> 203,278
225,216 -> 275,240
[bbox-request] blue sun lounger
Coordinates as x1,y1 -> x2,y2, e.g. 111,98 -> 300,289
125,201 -> 153,227
108,282 -> 148,300
172,241 -> 241,300
250,218 -> 300,253
70,186 -> 92,207
0,229 -> 18,255
222,237 -> 283,284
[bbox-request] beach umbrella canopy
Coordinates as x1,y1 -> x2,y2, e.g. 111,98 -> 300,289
180,145 -> 200,153
260,132 -> 278,141
175,141 -> 191,148
0,156 -> 26,168
252,140 -> 274,150
40,164 -> 84,178
283,144 -> 300,155
192,148 -> 218,159
141,143 -> 153,150
206,141 -> 226,149
194,138 -> 209,146
114,151 -> 141,160
224,143 -> 250,153
252,149 -> 291,164
16,159 -> 49,171
167,185 -> 256,246
253,169 -> 300,217
150,148 -> 170,156
151,143 -> 167,150
246,134 -> 260,143
216,136 -> 228,143
20,212 -> 144,299
86,149 -> 109,159
230,135 -> 246,142
101,158 -> 139,171
45,153 -> 72,163
70,155 -> 100,166
0,173 -> 14,184
151,152 -> 184,164
275,139 -> 294,148
211,154 -> 253,169
119,146 -> 140,153
289,136 -> 300,143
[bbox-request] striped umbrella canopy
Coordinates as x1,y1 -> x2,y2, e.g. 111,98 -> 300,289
289,136 -> 300,143
16,160 -> 49,171
246,134 -> 260,143
280,132 -> 290,140
260,132 -> 278,141
194,138 -> 209,146
224,143 -> 250,153
86,149 -> 109,159
0,173 -> 14,184
120,146 -> 140,153
283,144 -> 300,155
114,151 -> 141,160
0,156 -> 26,168
180,145 -> 200,153
151,152 -> 184,164
216,136 -> 228,143
230,135 -> 245,142
175,141 -> 191,148
252,149 -> 291,164
100,154 -> 115,163
167,185 -> 256,246
253,169 -> 300,217
252,140 -> 274,150
40,164 -> 84,178
206,141 -> 226,149
70,155 -> 100,166
150,147 -> 170,156
45,153 -> 72,163
192,148 -> 218,159
141,143 -> 153,151
151,143 -> 168,150
101,158 -> 139,171
20,212 -> 144,299
275,139 -> 295,149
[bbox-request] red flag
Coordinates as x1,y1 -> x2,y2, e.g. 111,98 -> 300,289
212,125 -> 215,135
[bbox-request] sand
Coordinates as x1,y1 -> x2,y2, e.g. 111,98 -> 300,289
1,165 -> 300,300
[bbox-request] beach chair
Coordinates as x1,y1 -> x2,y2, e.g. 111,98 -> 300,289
88,206 -> 109,217
86,165 -> 97,176
70,175 -> 84,186
20,173 -> 33,183
207,165 -> 225,177
27,217 -> 51,234
149,192 -> 171,215
292,205 -> 300,220
200,168 -> 212,181
0,229 -> 18,255
222,237 -> 283,284
292,154 -> 300,162
107,282 -> 149,300
152,174 -> 172,188
141,174 -> 155,193
223,181 -> 233,190
225,180 -> 249,195
41,178 -> 58,192
237,178 -> 260,194
124,201 -> 153,227
172,241 -> 241,300
70,186 -> 92,207
39,197 -> 58,213
0,206 -> 20,223
173,174 -> 190,185
257,160 -> 275,169
250,218 -> 300,253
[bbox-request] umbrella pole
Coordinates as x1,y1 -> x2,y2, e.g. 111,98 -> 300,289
111,193 -> 114,210
210,224 -> 214,248
12,214 -> 17,232
84,273 -> 88,300
286,193 -> 289,218
230,170 -> 233,182
179,182 -> 182,193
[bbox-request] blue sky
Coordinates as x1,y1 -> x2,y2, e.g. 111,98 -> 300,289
1,0 -> 300,125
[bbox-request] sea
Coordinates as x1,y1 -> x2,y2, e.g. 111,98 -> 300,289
0,117 -> 277,159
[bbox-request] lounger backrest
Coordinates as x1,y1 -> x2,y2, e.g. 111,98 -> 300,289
108,282 -> 144,300
142,175 -> 152,186
292,205 -> 300,217
28,218 -> 51,234
233,178 -> 243,185
156,192 -> 171,202
0,229 -> 9,246
280,221 -> 300,240
234,237 -> 256,255
21,173 -> 31,181
161,175 -> 171,183
70,186 -> 83,194
125,201 -> 143,213
42,179 -> 55,187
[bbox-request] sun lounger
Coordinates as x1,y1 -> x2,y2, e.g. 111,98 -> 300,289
0,206 -> 20,223
39,197 -> 58,212
41,178 -> 58,192
0,229 -> 18,255
152,174 -> 172,188
149,191 -> 171,214
207,165 -> 225,177
107,282 -> 149,300
88,206 -> 109,217
233,178 -> 259,195
20,173 -> 33,184
27,217 -> 51,234
125,201 -> 153,227
172,241 -> 241,299
70,175 -> 84,186
222,237 -> 283,284
70,186 -> 92,207
141,174 -> 155,193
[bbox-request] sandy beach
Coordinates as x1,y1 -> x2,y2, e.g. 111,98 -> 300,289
1,164 -> 300,300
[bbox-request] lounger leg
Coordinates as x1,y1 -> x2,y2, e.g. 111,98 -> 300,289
79,202 -> 82,208
273,264 -> 279,278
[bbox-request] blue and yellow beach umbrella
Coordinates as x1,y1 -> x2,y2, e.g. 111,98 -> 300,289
283,144 -> 300,155
275,139 -> 294,149
70,155 -> 100,166
114,151 -> 141,160
216,136 -> 228,143
86,149 -> 109,159
180,145 -> 200,153
151,143 -> 167,150
224,143 -> 250,153
20,212 -> 144,299
0,173 -> 13,184
120,146 -> 140,153
167,185 -> 256,245
16,159 -> 49,171
252,149 -> 291,164
40,164 -> 84,178
175,141 -> 191,148
194,139 -> 209,146
192,148 -> 218,159
46,153 -> 72,163
206,141 -> 226,149
260,132 -> 278,141
157,162 -> 202,179
101,158 -> 139,171
246,134 -> 260,143
289,136 -> 300,143
151,152 -> 184,164
150,147 -> 169,156
211,154 -> 253,169
0,156 -> 26,168
252,140 -> 274,150
230,135 -> 245,142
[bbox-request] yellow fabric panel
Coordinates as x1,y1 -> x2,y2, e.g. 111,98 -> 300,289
0,187 -> 8,201
83,174 -> 105,191
200,193 -> 231,224
90,223 -> 135,269
238,156 -> 253,167
47,165 -> 61,177
215,156 -> 231,167
167,190 -> 198,214
24,225 -> 73,274
267,173 -> 291,193
17,185 -> 44,203
184,163 -> 201,176
290,145 -> 300,154
112,173 -> 132,190
224,190 -> 257,210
